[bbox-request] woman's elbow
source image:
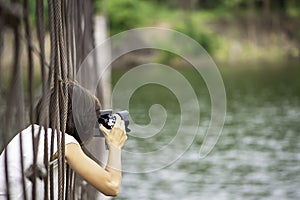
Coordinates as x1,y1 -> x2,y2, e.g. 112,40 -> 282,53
106,187 -> 119,197
103,182 -> 120,197
108,189 -> 119,197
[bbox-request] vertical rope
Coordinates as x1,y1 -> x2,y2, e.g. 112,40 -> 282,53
75,0 -> 82,72
18,133 -> 27,200
3,149 -> 10,200
16,66 -> 27,200
62,0 -> 74,200
70,0 -> 76,78
65,165 -> 71,199
22,0 -> 38,199
48,0 -> 55,198
53,0 -> 68,198
65,0 -> 73,80
47,0 -> 59,198
35,0 -> 50,199
49,131 -> 55,200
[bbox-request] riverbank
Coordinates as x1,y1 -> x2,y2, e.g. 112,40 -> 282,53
103,2 -> 300,68
155,10 -> 300,66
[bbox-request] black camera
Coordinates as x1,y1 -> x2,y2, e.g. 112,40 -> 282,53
94,109 -> 130,137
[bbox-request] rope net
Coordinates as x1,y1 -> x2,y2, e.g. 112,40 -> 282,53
0,0 -> 103,199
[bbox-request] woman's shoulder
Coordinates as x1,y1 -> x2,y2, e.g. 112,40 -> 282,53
2,124 -> 39,150
45,125 -> 79,145
24,124 -> 79,146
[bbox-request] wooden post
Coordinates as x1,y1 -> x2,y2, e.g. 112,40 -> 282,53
94,15 -> 111,110
84,15 -> 112,200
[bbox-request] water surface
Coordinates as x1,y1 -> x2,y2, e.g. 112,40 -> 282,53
114,64 -> 300,200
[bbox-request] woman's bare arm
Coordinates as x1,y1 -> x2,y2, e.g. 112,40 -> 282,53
65,116 -> 127,196
65,143 -> 122,196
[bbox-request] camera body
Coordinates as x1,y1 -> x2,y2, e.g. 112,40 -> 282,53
94,109 -> 130,137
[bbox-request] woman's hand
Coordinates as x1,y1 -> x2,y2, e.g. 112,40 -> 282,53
99,114 -> 127,149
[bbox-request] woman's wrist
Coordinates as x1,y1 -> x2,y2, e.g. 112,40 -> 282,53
107,143 -> 122,151
106,143 -> 122,171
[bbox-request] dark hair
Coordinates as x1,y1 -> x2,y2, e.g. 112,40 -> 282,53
35,81 -> 101,144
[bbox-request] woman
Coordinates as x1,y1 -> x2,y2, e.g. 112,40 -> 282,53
0,81 -> 127,199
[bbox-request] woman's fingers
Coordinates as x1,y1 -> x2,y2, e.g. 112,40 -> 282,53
122,133 -> 128,143
99,124 -> 110,136
99,116 -> 128,148
113,114 -> 126,132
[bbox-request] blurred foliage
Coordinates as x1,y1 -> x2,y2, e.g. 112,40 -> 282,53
97,0 -> 220,54
155,15 -> 220,65
149,0 -> 300,14
174,16 -> 219,55
95,0 -> 300,16
98,0 -> 157,35
23,0 -> 50,30
22,0 -> 300,63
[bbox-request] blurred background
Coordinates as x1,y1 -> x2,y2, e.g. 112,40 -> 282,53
97,1 -> 300,199
93,1 -> 300,199
1,0 -> 300,199
99,0 -> 300,64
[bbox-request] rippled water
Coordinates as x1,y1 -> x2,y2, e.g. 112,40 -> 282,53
113,65 -> 300,200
